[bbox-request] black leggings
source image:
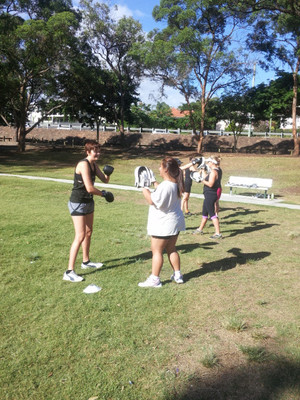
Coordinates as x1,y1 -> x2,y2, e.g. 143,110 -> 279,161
202,192 -> 218,218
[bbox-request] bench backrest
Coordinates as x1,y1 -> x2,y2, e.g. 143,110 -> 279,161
227,176 -> 273,188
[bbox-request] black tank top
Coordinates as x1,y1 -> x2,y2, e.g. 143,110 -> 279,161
69,159 -> 96,203
204,167 -> 222,194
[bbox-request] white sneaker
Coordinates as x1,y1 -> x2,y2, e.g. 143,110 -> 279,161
63,271 -> 84,282
171,273 -> 184,284
81,261 -> 104,269
138,275 -> 162,288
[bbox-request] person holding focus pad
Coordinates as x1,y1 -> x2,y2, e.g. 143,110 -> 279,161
193,156 -> 222,239
139,157 -> 185,288
63,140 -> 114,282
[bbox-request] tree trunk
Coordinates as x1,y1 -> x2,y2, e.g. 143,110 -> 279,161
197,133 -> 204,154
292,68 -> 299,156
233,133 -> 238,152
96,121 -> 100,142
18,127 -> 26,152
197,99 -> 206,154
293,136 -> 300,156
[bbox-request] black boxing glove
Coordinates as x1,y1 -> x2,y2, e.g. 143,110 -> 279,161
103,165 -> 114,176
101,190 -> 114,202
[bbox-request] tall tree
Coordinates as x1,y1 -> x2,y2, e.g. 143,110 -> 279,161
227,0 -> 300,155
146,0 -> 250,153
61,56 -> 120,141
80,0 -> 146,139
0,6 -> 79,150
219,93 -> 251,151
246,72 -> 300,130
246,10 -> 300,155
0,0 -> 74,20
227,0 -> 300,18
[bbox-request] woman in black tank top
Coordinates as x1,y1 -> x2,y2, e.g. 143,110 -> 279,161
63,140 -> 111,283
193,156 -> 222,239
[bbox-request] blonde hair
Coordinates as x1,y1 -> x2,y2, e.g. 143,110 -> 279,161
208,155 -> 221,166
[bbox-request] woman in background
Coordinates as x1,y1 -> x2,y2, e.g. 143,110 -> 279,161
193,156 -> 222,239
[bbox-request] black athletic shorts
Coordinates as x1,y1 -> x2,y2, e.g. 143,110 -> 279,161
68,200 -> 94,216
152,233 -> 179,240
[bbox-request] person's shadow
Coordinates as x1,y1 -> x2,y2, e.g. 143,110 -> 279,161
183,247 -> 271,283
81,242 -> 211,276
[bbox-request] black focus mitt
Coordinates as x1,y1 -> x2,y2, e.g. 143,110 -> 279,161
192,157 -> 204,166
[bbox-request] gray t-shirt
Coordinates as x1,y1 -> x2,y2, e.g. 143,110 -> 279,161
147,180 -> 185,236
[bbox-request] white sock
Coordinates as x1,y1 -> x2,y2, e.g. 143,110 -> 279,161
151,274 -> 160,281
174,270 -> 181,278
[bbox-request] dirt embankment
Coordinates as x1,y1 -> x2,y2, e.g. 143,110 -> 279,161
0,126 -> 294,154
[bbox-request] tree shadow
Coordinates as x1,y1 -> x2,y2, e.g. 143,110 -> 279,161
184,247 -> 271,282
165,356 -> 300,400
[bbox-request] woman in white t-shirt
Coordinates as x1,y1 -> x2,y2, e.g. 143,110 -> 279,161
138,157 -> 186,288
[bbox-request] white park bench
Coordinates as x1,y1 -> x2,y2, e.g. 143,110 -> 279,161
226,176 -> 273,198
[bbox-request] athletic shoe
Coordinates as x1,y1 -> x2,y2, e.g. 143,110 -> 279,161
138,275 -> 162,288
185,212 -> 192,217
193,229 -> 203,235
81,261 -> 104,269
171,273 -> 184,284
210,234 -> 222,239
63,271 -> 84,282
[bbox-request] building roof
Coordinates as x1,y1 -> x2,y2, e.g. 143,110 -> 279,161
171,107 -> 190,118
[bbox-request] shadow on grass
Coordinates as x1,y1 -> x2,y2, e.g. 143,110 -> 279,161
184,247 -> 271,282
225,221 -> 279,238
81,243 -> 206,275
166,356 -> 300,400
219,206 -> 268,220
188,219 -> 278,238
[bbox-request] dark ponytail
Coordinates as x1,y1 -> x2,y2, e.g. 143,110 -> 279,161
162,157 -> 184,197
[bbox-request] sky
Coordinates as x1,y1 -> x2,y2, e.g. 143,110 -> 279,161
74,0 -> 279,108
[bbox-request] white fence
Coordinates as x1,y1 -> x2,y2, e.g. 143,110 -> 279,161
31,122 -> 297,138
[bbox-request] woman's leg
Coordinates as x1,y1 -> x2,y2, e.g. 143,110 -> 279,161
199,216 -> 208,231
211,215 -> 221,235
181,192 -> 190,213
68,215 -> 86,270
165,235 -> 180,272
81,212 -> 94,263
199,196 -> 209,231
151,237 -> 168,277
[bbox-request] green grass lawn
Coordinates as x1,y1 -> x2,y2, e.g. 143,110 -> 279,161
0,149 -> 300,399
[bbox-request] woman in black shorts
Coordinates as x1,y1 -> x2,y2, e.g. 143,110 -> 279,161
193,156 -> 222,239
63,140 -> 111,282
181,156 -> 193,216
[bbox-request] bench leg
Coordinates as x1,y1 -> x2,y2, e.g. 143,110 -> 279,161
230,187 -> 233,196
